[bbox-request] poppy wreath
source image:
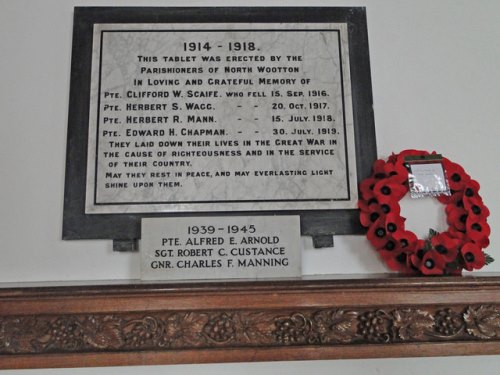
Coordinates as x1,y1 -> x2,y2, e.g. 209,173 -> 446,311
359,149 -> 493,276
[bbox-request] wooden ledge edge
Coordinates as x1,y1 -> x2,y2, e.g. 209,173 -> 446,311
1,342 -> 499,370
1,275 -> 499,368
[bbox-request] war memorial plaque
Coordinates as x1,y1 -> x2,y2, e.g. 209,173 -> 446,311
63,7 -> 376,243
88,22 -> 356,213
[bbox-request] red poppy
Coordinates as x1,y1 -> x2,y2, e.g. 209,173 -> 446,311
460,242 -> 486,271
359,204 -> 383,227
445,204 -> 467,231
366,217 -> 391,249
442,158 -> 470,191
378,198 -> 401,217
447,227 -> 467,241
430,233 -> 460,262
463,196 -> 490,220
384,213 -> 406,234
444,191 -> 466,211
408,240 -> 428,270
384,161 -> 409,184
358,194 -> 380,212
462,179 -> 481,200
379,231 -> 419,274
360,199 -> 403,227
372,159 -> 388,179
419,250 -> 447,275
378,243 -> 401,269
373,180 -> 407,201
379,247 -> 416,274
393,230 -> 418,251
378,242 -> 417,274
359,177 -> 378,201
377,229 -> 416,254
465,217 -> 491,247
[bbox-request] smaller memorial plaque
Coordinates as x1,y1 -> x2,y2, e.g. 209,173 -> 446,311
141,216 -> 301,281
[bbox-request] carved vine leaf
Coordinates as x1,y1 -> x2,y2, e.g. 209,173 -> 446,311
237,312 -> 276,344
464,306 -> 500,339
123,316 -> 168,348
81,315 -> 124,349
0,317 -> 50,354
167,312 -> 208,347
392,309 -> 435,341
312,310 -> 358,344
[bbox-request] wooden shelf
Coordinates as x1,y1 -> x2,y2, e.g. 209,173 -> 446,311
0,274 -> 499,369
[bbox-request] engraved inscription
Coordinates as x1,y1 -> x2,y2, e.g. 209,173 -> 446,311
85,23 -> 358,213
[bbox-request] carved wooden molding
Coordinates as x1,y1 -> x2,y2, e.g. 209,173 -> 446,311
0,275 -> 499,368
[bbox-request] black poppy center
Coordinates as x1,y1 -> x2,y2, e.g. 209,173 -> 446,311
465,188 -> 474,197
401,239 -> 409,248
396,253 -> 407,264
381,186 -> 391,195
424,259 -> 435,269
385,241 -> 396,251
381,204 -> 391,214
472,205 -> 481,215
471,223 -> 482,232
417,249 -> 425,259
375,228 -> 386,238
460,214 -> 468,223
368,198 -> 378,206
456,200 -> 464,208
387,223 -> 397,233
464,252 -> 475,262
436,245 -> 448,254
451,173 -> 461,182
370,212 -> 380,222
375,173 -> 386,179
389,171 -> 398,176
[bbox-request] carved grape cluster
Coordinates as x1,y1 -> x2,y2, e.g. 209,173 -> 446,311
434,309 -> 464,336
49,318 -> 84,350
203,313 -> 236,343
274,314 -> 310,344
357,311 -> 391,342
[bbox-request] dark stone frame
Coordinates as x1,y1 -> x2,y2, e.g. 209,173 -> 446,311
63,7 -> 376,247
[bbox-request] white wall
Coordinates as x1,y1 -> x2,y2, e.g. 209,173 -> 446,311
1,0 -> 499,373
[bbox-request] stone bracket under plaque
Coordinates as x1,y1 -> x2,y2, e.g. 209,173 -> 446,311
312,235 -> 334,249
113,239 -> 138,252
